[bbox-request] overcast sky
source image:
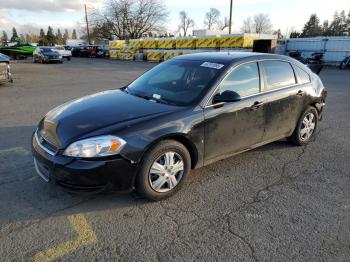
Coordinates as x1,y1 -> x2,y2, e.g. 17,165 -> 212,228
0,0 -> 349,36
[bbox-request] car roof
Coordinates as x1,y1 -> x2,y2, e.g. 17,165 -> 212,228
173,52 -> 296,65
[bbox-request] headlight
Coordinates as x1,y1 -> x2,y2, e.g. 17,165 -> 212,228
63,135 -> 126,158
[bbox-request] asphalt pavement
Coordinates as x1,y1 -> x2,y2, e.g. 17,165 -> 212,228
0,58 -> 349,261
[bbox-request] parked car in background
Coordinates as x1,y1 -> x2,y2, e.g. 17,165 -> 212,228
0,53 -> 13,83
32,52 -> 327,200
0,43 -> 36,60
54,46 -> 72,61
339,55 -> 350,69
33,47 -> 63,63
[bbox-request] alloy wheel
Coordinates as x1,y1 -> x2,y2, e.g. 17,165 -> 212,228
300,112 -> 316,141
149,151 -> 184,193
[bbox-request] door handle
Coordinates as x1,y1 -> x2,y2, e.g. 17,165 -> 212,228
296,90 -> 305,96
250,101 -> 264,110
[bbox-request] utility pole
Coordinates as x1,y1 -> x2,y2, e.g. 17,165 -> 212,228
229,0 -> 233,34
84,4 -> 91,45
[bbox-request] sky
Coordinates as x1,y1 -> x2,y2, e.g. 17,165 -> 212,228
0,0 -> 349,37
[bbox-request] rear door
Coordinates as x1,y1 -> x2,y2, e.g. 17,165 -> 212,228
259,60 -> 308,141
203,62 -> 265,163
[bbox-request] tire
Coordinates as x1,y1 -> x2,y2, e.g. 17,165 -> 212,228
136,140 -> 191,201
67,57 -> 71,61
339,62 -> 346,69
288,106 -> 318,146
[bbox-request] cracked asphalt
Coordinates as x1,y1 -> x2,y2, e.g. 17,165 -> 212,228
0,58 -> 349,261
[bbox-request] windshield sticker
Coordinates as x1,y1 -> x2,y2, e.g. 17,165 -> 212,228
200,62 -> 224,70
153,94 -> 161,100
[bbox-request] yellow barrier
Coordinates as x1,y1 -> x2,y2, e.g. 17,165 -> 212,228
109,50 -> 118,59
196,38 -> 219,48
129,40 -> 143,48
219,36 -> 244,48
108,40 -> 125,49
158,39 -> 176,49
147,51 -> 163,62
163,51 -> 183,60
176,38 -> 197,49
143,40 -> 158,49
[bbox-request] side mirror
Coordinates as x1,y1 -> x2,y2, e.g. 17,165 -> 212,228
213,90 -> 241,104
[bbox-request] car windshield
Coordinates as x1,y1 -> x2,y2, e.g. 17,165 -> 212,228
126,59 -> 225,106
40,48 -> 55,52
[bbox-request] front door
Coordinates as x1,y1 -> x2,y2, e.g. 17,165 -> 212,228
203,62 -> 265,163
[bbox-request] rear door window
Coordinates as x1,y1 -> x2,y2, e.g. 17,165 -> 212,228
294,65 -> 311,84
219,62 -> 260,97
261,61 -> 296,90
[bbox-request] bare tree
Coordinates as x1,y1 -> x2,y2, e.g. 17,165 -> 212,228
91,0 -> 168,40
240,17 -> 254,33
204,8 -> 220,30
254,13 -> 273,33
218,17 -> 229,30
178,11 -> 194,36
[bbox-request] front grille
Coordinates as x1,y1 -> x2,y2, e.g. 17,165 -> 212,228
35,131 -> 57,155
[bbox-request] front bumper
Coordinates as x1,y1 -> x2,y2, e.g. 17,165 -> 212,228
32,133 -> 138,193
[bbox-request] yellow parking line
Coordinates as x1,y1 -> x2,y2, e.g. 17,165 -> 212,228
34,214 -> 97,262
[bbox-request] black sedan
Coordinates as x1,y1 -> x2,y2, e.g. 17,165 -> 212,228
33,47 -> 63,63
32,52 -> 327,200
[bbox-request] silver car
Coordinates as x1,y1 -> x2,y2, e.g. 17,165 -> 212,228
0,53 -> 13,83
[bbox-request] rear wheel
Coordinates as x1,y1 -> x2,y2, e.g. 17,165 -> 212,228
136,140 -> 191,201
288,107 -> 318,146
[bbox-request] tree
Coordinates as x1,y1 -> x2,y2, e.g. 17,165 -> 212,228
178,11 -> 194,36
241,17 -> 254,33
92,0 -> 168,40
254,13 -> 272,34
328,10 -> 347,36
1,31 -> 8,45
56,29 -> 63,44
322,20 -> 332,36
204,8 -> 220,30
46,26 -> 55,45
301,14 -> 322,37
218,17 -> 229,30
38,28 -> 47,46
10,27 -> 18,42
346,10 -> 350,35
71,29 -> 77,39
63,29 -> 69,44
289,31 -> 301,38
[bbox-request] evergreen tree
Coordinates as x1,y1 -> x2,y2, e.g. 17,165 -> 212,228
347,10 -> 350,35
63,29 -> 69,44
301,14 -> 322,37
56,29 -> 63,45
10,27 -> 18,42
38,28 -> 47,46
322,20 -> 331,36
1,31 -> 8,45
46,26 -> 55,45
328,11 -> 347,36
289,31 -> 301,38
71,29 -> 77,40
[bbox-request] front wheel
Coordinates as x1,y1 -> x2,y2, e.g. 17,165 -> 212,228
288,107 -> 318,146
136,140 -> 191,201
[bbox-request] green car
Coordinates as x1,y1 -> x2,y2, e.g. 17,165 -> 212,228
0,44 -> 36,59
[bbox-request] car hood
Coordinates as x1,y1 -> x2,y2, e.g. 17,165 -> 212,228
38,90 -> 178,148
42,51 -> 60,56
